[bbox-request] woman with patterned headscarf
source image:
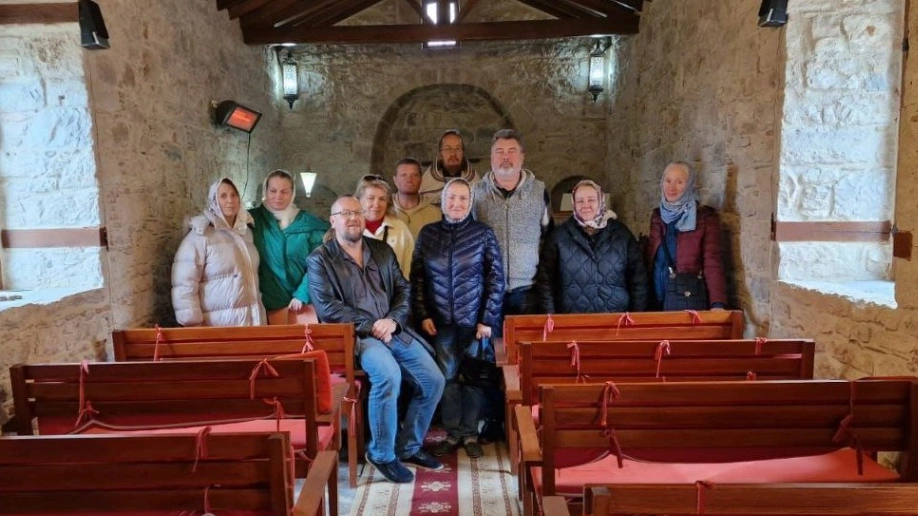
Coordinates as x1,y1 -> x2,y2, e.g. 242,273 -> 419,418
536,179 -> 648,314
646,161 -> 727,310
172,177 -> 266,326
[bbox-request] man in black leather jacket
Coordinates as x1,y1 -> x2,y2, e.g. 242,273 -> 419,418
307,196 -> 445,484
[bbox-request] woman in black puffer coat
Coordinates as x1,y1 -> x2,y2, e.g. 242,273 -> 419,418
410,178 -> 505,459
537,179 -> 648,314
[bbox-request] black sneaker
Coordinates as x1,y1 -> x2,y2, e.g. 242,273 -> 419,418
365,453 -> 414,483
430,438 -> 459,457
400,450 -> 444,471
463,439 -> 484,459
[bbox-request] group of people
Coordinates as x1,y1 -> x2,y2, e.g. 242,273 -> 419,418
170,127 -> 728,484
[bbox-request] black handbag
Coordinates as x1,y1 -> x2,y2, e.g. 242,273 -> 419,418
661,239 -> 709,311
458,338 -> 502,390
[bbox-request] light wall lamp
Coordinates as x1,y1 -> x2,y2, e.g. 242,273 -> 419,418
588,37 -> 612,102
300,169 -> 317,198
280,49 -> 299,109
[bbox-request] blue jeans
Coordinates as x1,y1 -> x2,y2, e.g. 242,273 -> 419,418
434,326 -> 484,442
359,334 -> 445,463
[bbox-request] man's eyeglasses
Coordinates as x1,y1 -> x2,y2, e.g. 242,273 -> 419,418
440,147 -> 463,154
331,210 -> 364,219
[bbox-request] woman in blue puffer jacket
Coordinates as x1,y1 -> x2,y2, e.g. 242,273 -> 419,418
410,178 -> 505,459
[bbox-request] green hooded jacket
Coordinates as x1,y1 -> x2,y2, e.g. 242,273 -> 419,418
249,205 -> 329,310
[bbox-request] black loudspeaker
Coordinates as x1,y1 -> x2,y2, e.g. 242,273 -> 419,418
758,0 -> 788,28
79,0 -> 110,50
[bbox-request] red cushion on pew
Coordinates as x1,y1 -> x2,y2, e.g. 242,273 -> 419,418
272,350 -> 333,414
531,448 -> 900,497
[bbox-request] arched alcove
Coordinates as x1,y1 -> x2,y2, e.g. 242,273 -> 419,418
370,84 -> 514,177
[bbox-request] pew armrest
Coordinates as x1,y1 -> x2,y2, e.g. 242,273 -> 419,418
494,337 -> 507,365
293,450 -> 337,516
542,496 -> 572,516
502,364 -> 520,394
515,404 -> 542,465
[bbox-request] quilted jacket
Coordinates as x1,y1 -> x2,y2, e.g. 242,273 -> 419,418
410,216 -> 505,328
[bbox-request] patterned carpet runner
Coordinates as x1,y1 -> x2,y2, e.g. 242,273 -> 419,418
348,431 -> 519,516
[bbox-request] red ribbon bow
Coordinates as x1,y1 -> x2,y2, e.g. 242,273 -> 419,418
542,314 -> 555,341
616,312 -> 635,335
249,359 -> 280,399
301,323 -> 315,353
654,340 -> 671,378
153,324 -> 164,361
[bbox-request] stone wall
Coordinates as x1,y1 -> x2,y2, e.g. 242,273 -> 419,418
611,0 -> 918,379
778,0 -> 901,282
0,24 -> 102,291
606,0 -> 783,333
0,289 -> 110,426
86,0 -> 283,327
280,38 -> 609,205
0,0 -> 281,423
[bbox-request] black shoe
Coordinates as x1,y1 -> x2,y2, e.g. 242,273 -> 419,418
430,438 -> 459,457
365,453 -> 414,483
463,439 -> 484,459
400,450 -> 444,471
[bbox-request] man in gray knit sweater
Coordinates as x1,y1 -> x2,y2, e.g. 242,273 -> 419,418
471,129 -> 553,319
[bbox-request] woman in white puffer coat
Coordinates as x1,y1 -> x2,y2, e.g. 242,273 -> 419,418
171,177 -> 267,326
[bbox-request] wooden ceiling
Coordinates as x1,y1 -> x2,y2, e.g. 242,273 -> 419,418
215,0 -> 650,46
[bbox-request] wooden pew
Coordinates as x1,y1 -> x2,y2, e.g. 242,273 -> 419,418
584,483 -> 918,516
0,432 -> 337,516
499,311 -> 743,447
112,323 -> 365,488
516,378 -> 918,516
10,359 -> 339,480
500,310 -> 745,366
504,338 -> 816,474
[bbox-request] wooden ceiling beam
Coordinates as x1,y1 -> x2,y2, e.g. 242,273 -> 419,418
562,0 -> 631,17
295,0 -> 386,27
400,0 -> 425,20
609,0 -> 645,12
436,0 -> 449,25
0,3 -> 77,25
245,17 -> 639,45
216,0 -> 248,11
455,0 -> 481,23
240,0 -> 316,29
228,0 -> 274,20
552,0 -> 618,18
513,0 -> 584,19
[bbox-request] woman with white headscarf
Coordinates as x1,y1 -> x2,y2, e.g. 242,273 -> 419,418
249,169 -> 329,324
172,177 -> 266,326
647,161 -> 727,310
410,178 -> 505,459
536,179 -> 648,314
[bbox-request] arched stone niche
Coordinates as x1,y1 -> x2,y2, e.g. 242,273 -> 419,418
370,84 -> 514,178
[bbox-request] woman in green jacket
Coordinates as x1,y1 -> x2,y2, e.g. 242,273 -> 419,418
249,169 -> 329,324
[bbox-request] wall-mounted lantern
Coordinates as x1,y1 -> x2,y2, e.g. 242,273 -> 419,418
588,37 -> 612,102
280,49 -> 299,109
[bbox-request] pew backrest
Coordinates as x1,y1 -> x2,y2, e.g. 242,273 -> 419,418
0,432 -> 298,515
519,338 -> 815,405
10,359 -> 320,459
112,323 -> 357,384
538,378 -> 918,493
502,310 -> 744,365
584,483 -> 918,516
